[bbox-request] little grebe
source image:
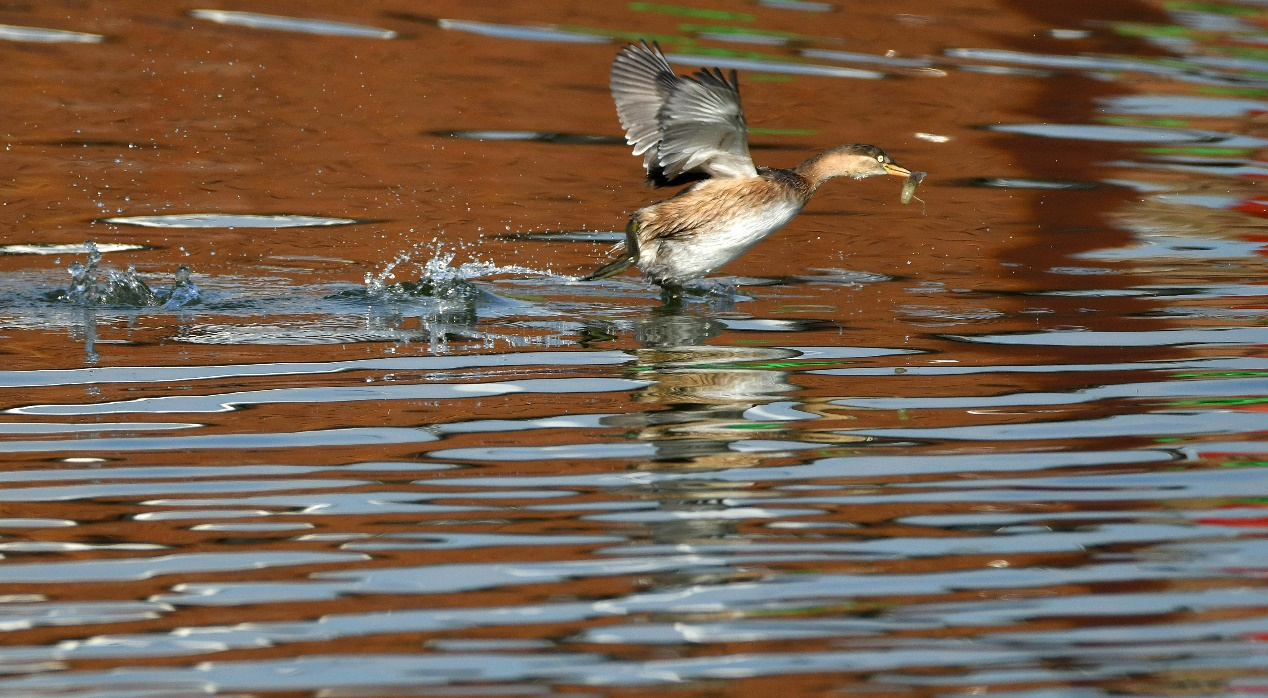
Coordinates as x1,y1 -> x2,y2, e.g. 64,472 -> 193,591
583,41 -> 913,288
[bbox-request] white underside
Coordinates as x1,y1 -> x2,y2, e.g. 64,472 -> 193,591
640,199 -> 803,285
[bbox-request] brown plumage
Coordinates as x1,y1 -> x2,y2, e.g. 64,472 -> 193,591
583,41 -> 912,288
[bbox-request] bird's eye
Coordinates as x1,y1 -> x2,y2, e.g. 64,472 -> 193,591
876,155 -> 885,163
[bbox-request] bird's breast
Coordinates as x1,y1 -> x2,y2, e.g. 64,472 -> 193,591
636,183 -> 805,284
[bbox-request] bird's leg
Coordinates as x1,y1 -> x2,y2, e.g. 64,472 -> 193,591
580,218 -> 640,282
659,284 -> 684,307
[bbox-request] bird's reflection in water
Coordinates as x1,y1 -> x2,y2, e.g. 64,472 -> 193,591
601,302 -> 857,548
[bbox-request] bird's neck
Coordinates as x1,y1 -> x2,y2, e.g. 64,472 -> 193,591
791,149 -> 866,192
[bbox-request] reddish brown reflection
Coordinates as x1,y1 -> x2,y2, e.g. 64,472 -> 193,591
0,0 -> 1265,695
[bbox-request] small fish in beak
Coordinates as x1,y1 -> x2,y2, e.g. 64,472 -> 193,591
901,171 -> 926,206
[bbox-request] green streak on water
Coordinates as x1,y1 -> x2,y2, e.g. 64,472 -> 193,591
1109,22 -> 1198,39
1142,146 -> 1254,156
746,602 -> 860,616
1170,397 -> 1268,407
1164,1 -> 1262,16
1196,85 -> 1268,97
1220,460 -> 1268,468
681,45 -> 799,63
1212,45 -> 1268,62
1172,371 -> 1268,378
1097,115 -> 1191,128
689,360 -> 840,368
629,2 -> 755,22
558,26 -> 696,45
678,23 -> 802,39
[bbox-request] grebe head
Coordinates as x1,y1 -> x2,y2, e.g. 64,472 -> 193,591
813,144 -> 912,180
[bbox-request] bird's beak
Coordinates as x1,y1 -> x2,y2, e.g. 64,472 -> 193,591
883,162 -> 912,178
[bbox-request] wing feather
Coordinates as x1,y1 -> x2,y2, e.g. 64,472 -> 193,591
609,42 -> 757,184
610,41 -> 677,173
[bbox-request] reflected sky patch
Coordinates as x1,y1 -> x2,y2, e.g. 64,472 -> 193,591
190,10 -> 397,39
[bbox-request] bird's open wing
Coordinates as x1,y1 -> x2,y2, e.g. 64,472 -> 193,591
609,41 -> 677,174
610,42 -> 758,184
656,66 -> 757,180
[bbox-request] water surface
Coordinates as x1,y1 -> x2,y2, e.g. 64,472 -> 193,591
0,0 -> 1266,695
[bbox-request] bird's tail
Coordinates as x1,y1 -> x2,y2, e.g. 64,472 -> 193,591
580,219 -> 640,281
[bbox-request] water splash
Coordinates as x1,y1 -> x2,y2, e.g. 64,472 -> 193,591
46,242 -> 201,308
360,241 -> 554,300
345,242 -> 565,353
164,267 -> 201,309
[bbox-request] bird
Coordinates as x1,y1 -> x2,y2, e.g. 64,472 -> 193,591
582,41 -> 914,290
